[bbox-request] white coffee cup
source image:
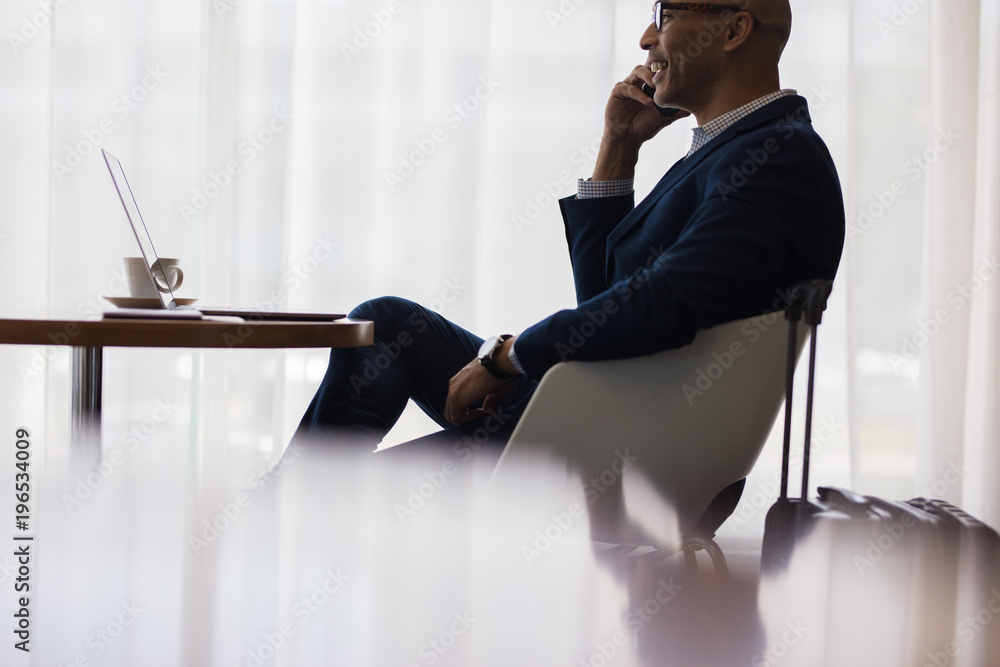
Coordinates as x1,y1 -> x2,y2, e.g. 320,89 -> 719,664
124,257 -> 184,298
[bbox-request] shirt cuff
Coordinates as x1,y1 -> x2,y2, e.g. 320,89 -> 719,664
577,178 -> 634,199
507,338 -> 526,376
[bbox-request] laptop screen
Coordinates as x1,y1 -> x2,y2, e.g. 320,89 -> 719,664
102,149 -> 178,308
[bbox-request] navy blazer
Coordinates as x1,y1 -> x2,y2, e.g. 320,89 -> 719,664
515,95 -> 845,379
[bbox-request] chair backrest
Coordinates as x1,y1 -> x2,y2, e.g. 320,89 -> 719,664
487,312 -> 808,548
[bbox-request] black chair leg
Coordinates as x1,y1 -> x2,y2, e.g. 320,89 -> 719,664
681,535 -> 729,578
683,543 -> 700,572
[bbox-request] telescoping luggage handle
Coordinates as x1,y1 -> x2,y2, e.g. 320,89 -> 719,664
778,280 -> 833,502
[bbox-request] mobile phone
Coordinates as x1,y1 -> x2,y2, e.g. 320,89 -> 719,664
641,83 -> 680,118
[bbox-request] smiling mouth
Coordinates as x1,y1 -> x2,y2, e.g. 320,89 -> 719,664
649,60 -> 668,73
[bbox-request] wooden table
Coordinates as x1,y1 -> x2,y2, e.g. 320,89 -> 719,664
0,317 -> 373,469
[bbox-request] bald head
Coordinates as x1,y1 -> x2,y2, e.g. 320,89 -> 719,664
743,0 -> 792,62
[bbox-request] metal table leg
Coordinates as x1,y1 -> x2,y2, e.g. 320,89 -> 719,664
71,346 -> 103,471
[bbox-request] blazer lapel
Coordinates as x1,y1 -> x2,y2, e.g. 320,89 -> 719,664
603,95 -> 811,283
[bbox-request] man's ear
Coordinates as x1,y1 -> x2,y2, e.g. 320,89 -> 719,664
722,13 -> 755,52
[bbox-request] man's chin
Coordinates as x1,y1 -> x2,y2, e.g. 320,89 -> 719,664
655,95 -> 682,110
653,88 -> 678,108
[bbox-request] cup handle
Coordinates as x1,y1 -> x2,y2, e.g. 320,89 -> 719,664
153,266 -> 184,293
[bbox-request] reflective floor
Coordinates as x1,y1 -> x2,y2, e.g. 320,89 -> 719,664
10,441 -> 1000,667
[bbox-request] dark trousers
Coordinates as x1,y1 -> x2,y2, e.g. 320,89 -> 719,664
294,296 -> 535,461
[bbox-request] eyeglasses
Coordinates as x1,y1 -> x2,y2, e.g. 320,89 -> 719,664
652,2 -> 761,31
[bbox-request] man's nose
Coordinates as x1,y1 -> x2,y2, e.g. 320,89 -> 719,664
639,22 -> 658,51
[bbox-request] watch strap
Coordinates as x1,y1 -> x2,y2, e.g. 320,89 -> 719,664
480,334 -> 518,380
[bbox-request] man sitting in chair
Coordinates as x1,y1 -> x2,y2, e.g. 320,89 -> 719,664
295,0 -> 845,456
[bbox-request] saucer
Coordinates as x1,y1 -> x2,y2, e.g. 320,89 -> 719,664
104,296 -> 199,309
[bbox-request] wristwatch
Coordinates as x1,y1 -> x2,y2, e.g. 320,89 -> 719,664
478,334 -> 519,380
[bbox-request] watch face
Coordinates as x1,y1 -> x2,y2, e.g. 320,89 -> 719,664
478,335 -> 499,359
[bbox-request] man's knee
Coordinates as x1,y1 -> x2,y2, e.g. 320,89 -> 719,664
349,296 -> 436,348
349,296 -> 419,323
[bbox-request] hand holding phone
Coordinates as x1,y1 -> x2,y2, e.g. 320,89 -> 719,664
641,83 -> 680,118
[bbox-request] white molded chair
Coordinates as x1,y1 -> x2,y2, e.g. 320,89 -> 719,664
488,311 -> 808,561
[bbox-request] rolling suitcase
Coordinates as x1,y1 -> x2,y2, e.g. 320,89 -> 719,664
758,280 -> 1000,667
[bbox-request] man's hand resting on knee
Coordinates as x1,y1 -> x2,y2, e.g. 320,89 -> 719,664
444,336 -> 519,424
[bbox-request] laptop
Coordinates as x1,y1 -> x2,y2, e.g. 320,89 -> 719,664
101,149 -> 345,322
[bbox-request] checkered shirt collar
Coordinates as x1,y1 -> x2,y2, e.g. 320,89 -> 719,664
686,89 -> 798,158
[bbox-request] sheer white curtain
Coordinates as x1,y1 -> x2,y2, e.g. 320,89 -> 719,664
0,0 -> 998,661
918,0 -> 996,524
965,0 -> 1000,528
